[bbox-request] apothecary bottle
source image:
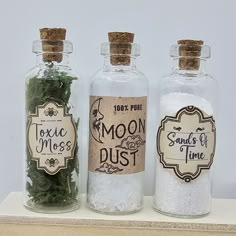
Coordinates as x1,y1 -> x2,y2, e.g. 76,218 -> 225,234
25,28 -> 80,213
87,32 -> 148,214
154,40 -> 217,218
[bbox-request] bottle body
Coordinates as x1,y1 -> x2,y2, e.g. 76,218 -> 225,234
87,59 -> 148,214
24,50 -> 80,213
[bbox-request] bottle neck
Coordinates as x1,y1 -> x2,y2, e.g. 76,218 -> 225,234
172,58 -> 207,75
36,53 -> 70,67
103,55 -> 137,71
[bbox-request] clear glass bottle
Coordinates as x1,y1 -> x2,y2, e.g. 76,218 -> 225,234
25,28 -> 80,213
87,32 -> 148,214
154,39 -> 217,218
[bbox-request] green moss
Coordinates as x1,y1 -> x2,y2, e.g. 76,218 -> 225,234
26,66 -> 79,206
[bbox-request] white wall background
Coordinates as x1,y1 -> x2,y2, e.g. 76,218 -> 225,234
0,0 -> 235,202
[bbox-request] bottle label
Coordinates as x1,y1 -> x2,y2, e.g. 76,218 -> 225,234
157,106 -> 216,182
27,101 -> 77,175
89,96 -> 147,175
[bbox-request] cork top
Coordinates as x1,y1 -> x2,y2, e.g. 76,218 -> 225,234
108,32 -> 135,66
178,39 -> 203,57
40,28 -> 66,40
40,28 -> 66,63
108,32 -> 134,43
177,39 -> 203,45
176,39 -> 204,70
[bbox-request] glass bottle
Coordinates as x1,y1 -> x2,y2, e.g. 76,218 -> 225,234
25,28 -> 80,213
154,39 -> 217,218
87,32 -> 148,214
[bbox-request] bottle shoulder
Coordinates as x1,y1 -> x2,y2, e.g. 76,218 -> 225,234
26,64 -> 79,82
160,71 -> 216,85
159,71 -> 217,108
90,67 -> 148,97
90,67 -> 148,85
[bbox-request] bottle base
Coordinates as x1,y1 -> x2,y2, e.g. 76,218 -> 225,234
24,199 -> 80,214
153,207 -> 209,219
87,203 -> 142,215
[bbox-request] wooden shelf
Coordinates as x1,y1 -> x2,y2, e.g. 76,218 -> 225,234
0,192 -> 236,236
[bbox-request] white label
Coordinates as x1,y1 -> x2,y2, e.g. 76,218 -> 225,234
157,106 -> 216,182
27,101 -> 77,175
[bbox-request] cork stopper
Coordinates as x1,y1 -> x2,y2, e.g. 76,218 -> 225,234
40,28 -> 66,63
108,32 -> 134,65
178,39 -> 204,70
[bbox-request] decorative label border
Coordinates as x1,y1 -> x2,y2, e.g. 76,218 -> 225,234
157,106 -> 216,182
27,101 -> 77,175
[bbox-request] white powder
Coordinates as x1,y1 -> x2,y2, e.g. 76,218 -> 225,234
87,171 -> 143,213
154,92 -> 214,217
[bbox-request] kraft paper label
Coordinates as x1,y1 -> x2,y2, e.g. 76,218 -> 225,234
27,101 -> 77,175
89,96 -> 147,175
157,106 -> 216,182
